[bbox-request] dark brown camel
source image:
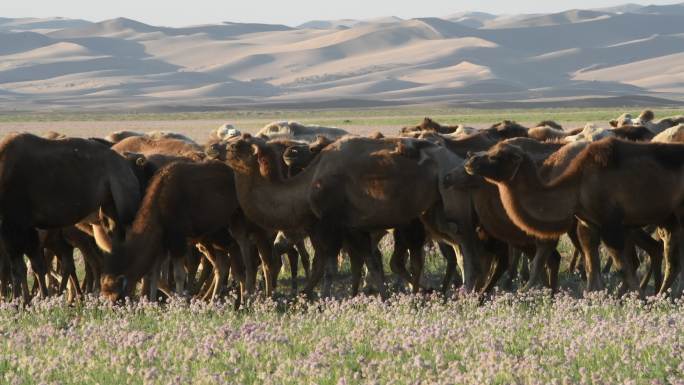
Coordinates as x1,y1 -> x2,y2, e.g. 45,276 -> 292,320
100,160 -> 273,302
463,137 -> 684,296
0,133 -> 140,301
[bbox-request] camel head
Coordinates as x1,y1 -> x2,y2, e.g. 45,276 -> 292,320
100,273 -> 130,303
609,113 -> 634,128
464,142 -> 525,182
100,234 -> 137,303
636,110 -> 655,124
400,117 -> 440,134
224,134 -> 277,178
282,135 -> 332,169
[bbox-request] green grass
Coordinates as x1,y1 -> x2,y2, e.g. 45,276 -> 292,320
2,106 -> 683,125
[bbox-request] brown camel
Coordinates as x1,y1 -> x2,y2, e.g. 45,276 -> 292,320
463,137 -> 684,296
256,121 -> 349,142
105,130 -> 196,144
610,110 -> 684,134
223,134 -> 473,296
100,160 -> 256,302
0,133 -> 140,301
401,117 -> 462,135
443,138 -> 572,291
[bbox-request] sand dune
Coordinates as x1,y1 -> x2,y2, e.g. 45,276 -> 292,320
1,4 -> 684,111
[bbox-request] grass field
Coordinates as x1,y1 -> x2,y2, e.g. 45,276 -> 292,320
1,106 -> 684,384
1,106 -> 683,142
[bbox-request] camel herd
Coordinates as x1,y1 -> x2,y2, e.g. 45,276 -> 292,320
1,110 -> 684,304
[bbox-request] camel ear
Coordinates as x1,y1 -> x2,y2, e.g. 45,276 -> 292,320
609,120 -> 618,128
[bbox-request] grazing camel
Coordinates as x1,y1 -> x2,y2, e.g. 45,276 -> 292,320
100,161 -> 255,302
0,133 -> 140,301
463,137 -> 684,296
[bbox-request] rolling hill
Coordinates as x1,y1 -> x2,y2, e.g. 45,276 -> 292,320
0,3 -> 683,111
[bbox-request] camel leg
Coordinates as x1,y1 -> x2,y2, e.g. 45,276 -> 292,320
501,245 -> 521,290
346,245 -> 363,297
577,222 -> 604,292
405,220 -> 426,293
632,229 -> 663,293
25,229 -> 49,298
389,230 -> 412,290
304,223 -> 342,299
480,249 -> 507,295
675,230 -> 684,297
453,231 -> 482,292
145,261 -> 162,301
437,242 -> 459,293
602,227 -> 641,297
210,249 -> 230,301
295,239 -> 311,279
602,257 -> 613,274
2,222 -> 32,302
195,256 -> 213,297
522,240 -> 557,291
347,230 -> 386,299
545,250 -> 561,292
254,231 -> 277,297
285,246 -> 299,294
520,254 -> 530,283
184,247 -> 201,295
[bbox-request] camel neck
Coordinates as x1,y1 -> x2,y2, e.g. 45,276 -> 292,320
234,159 -> 317,231
122,207 -> 164,281
495,155 -> 579,239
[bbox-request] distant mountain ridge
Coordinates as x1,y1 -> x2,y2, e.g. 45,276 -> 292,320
1,3 -> 683,111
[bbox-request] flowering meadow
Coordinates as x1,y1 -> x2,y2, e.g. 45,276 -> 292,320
1,290 -> 683,385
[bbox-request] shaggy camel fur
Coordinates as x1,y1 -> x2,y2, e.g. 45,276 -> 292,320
464,138 -> 684,296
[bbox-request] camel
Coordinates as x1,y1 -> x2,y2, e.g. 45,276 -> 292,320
255,121 -> 349,142
442,138 -> 576,292
105,130 -> 196,145
77,137 -> 206,255
0,133 -> 140,301
111,135 -> 203,159
223,133 -> 474,297
563,124 -> 616,143
463,137 -> 684,296
100,161 -> 261,302
653,124 -> 684,143
400,117 -> 471,136
282,136 -> 441,293
610,110 -> 684,134
526,121 -> 582,142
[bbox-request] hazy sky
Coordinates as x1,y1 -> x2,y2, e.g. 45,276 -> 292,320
1,0 -> 680,26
